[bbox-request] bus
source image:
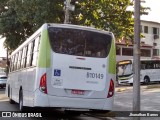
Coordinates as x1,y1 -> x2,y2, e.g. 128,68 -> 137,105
117,59 -> 160,85
6,23 -> 116,113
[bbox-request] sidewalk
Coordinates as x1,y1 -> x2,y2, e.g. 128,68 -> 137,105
115,84 -> 160,92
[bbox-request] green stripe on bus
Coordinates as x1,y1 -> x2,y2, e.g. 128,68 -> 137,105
38,29 -> 51,68
108,39 -> 116,74
119,76 -> 133,80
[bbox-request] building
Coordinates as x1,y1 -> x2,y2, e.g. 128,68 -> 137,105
141,20 -> 160,59
116,20 -> 160,61
0,57 -> 7,75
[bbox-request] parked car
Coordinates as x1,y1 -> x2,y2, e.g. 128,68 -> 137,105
0,75 -> 7,89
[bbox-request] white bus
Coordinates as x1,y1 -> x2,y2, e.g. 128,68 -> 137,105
117,59 -> 160,85
6,23 -> 116,113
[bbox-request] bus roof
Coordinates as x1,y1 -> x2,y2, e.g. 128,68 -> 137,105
48,23 -> 112,34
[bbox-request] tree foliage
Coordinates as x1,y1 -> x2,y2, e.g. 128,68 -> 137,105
0,0 -> 149,51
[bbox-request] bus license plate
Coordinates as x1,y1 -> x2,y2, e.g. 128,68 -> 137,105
71,90 -> 84,95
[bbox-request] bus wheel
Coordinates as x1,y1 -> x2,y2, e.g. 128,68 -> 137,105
144,77 -> 150,85
19,90 -> 25,111
130,83 -> 133,86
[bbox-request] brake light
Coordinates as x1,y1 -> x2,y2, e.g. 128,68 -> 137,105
107,79 -> 114,98
40,73 -> 47,94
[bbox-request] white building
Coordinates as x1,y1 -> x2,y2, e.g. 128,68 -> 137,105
141,20 -> 160,59
116,20 -> 160,61
0,57 -> 6,75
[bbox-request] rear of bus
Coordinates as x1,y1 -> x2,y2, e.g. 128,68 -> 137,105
117,60 -> 133,85
35,24 -> 116,112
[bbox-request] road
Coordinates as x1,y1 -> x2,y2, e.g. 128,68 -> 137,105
114,84 -> 160,120
0,84 -> 160,120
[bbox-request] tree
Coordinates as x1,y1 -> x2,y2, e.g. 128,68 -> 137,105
0,0 -> 149,51
0,0 -> 64,51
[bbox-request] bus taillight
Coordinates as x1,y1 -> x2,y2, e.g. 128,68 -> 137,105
107,79 -> 114,98
40,73 -> 47,94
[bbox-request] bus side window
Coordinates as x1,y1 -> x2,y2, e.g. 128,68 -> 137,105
24,46 -> 28,68
21,46 -> 27,68
13,55 -> 16,71
14,53 -> 19,71
21,47 -> 25,68
17,50 -> 22,70
141,64 -> 145,69
32,36 -> 40,66
29,40 -> 35,66
11,56 -> 15,72
26,43 -> 32,67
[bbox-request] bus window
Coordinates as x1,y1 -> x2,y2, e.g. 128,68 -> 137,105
17,50 -> 22,70
24,46 -> 28,68
32,36 -> 40,66
30,40 -> 35,66
26,43 -> 32,67
48,27 -> 112,58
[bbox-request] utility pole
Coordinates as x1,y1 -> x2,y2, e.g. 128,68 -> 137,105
6,47 -> 9,77
64,0 -> 70,24
133,0 -> 140,120
64,0 -> 75,24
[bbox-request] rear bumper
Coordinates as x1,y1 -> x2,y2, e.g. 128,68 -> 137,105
118,78 -> 133,84
34,89 -> 113,111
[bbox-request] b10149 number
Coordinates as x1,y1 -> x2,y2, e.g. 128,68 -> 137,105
86,72 -> 104,79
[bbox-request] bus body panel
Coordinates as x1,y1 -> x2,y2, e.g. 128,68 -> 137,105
47,66 -> 114,99
7,67 -> 37,106
50,53 -> 107,90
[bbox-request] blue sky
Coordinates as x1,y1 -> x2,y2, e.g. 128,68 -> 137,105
0,0 -> 160,57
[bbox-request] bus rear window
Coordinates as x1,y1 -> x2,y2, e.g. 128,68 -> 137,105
48,27 -> 112,58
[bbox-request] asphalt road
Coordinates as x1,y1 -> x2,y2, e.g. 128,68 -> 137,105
114,84 -> 160,120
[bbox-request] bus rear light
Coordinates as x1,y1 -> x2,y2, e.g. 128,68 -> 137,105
107,79 -> 114,98
40,73 -> 47,94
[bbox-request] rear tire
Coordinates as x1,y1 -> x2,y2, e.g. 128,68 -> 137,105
19,90 -> 26,111
130,83 -> 133,86
144,77 -> 150,85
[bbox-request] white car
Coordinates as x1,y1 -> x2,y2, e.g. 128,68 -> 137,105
0,75 -> 7,89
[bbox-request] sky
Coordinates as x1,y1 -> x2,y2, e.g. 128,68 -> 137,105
141,0 -> 160,23
0,0 -> 160,57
